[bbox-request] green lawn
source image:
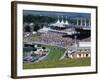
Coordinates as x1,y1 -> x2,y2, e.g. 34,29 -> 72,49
23,44 -> 91,69
23,58 -> 91,69
41,45 -> 65,61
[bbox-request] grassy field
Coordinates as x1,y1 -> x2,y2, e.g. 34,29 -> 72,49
41,45 -> 66,61
23,44 -> 90,69
23,58 -> 91,69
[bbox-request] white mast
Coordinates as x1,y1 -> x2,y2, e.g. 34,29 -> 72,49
77,18 -> 79,25
80,18 -> 83,26
84,18 -> 87,26
89,19 -> 91,27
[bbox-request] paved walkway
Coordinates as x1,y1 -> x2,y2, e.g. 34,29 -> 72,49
60,50 -> 68,60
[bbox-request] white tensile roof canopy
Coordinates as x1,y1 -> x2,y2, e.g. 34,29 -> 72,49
38,26 -> 51,33
50,16 -> 69,27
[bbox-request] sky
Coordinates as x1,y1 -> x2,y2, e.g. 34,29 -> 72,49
23,10 -> 91,19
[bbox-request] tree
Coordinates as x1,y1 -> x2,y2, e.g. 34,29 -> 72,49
23,15 -> 57,24
33,24 -> 41,32
23,15 -> 57,32
24,25 -> 31,32
23,15 -> 35,22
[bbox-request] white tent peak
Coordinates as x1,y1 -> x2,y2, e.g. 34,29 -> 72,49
65,16 -> 69,25
50,16 -> 69,27
38,26 -> 50,33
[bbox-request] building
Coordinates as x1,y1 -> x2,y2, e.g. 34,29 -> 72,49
67,41 -> 91,58
50,16 -> 69,28
38,26 -> 51,33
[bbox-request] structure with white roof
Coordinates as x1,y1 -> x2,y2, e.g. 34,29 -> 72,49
67,41 -> 91,58
50,16 -> 69,28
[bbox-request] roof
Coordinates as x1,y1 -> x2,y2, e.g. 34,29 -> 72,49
78,41 -> 91,47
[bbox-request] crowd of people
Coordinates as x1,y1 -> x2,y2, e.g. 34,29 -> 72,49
23,31 -> 76,48
23,28 -> 90,48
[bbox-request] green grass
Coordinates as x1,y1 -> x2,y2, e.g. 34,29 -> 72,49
23,44 -> 90,69
23,58 -> 91,69
41,45 -> 65,61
